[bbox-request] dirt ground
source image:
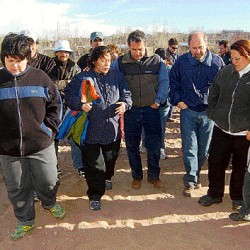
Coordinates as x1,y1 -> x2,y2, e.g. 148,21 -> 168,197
0,110 -> 249,250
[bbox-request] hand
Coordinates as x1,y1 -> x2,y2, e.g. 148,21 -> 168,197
177,101 -> 188,110
115,102 -> 126,115
246,131 -> 250,141
150,103 -> 159,109
82,102 -> 93,112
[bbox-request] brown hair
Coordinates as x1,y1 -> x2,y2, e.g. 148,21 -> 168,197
230,39 -> 250,60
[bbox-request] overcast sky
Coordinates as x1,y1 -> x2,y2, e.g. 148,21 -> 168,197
1,0 -> 249,39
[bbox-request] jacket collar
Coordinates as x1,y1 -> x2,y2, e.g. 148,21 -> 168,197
188,49 -> 212,67
3,65 -> 30,78
122,51 -> 147,64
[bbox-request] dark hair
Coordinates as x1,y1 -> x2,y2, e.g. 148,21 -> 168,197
219,40 -> 230,49
1,33 -> 31,66
127,30 -> 145,46
155,48 -> 166,60
168,38 -> 178,46
89,46 -> 111,69
230,39 -> 250,59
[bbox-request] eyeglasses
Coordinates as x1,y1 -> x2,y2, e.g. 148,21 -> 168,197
171,46 -> 178,50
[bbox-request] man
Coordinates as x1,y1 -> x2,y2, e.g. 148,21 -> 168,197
77,31 -> 104,71
169,31 -> 224,197
166,38 -> 179,66
0,33 -> 65,240
112,29 -> 169,189
218,40 -> 231,65
20,30 -> 56,78
51,40 -> 84,177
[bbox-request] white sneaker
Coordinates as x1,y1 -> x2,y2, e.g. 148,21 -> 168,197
160,148 -> 167,160
140,146 -> 147,153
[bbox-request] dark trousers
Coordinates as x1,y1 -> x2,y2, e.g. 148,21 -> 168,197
208,126 -> 250,200
124,106 -> 161,180
83,139 -> 121,201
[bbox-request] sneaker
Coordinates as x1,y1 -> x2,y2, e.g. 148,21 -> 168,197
48,203 -> 65,219
183,186 -> 195,197
229,212 -> 250,222
34,191 -> 40,202
232,200 -> 243,211
195,181 -> 202,189
160,148 -> 168,160
132,179 -> 142,189
11,225 -> 35,240
147,178 -> 164,189
105,180 -> 112,190
77,168 -> 85,178
198,195 -> 223,206
140,146 -> 147,153
89,200 -> 101,210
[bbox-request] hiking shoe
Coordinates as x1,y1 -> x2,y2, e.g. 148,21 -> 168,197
89,200 -> 101,211
229,212 -> 250,222
147,178 -> 164,189
183,186 -> 195,197
132,179 -> 142,189
232,200 -> 243,211
49,203 -> 65,219
140,146 -> 147,153
105,180 -> 112,190
77,168 -> 85,178
11,225 -> 35,240
198,195 -> 223,206
160,148 -> 168,160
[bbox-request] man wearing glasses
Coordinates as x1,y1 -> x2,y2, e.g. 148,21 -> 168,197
166,38 -> 179,66
77,31 -> 104,71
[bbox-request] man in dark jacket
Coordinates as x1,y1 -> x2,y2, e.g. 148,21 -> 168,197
0,33 -> 65,240
77,31 -> 104,71
169,31 -> 224,197
112,30 -> 169,190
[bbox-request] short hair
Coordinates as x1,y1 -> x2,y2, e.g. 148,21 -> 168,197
127,30 -> 146,46
107,43 -> 120,55
230,39 -> 250,60
218,40 -> 230,49
1,33 -> 31,66
155,48 -> 166,60
188,31 -> 207,46
168,38 -> 178,46
89,46 -> 111,69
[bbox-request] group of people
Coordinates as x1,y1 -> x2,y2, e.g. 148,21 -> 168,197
0,29 -> 249,241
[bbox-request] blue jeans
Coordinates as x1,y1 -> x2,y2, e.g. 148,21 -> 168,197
141,105 -> 170,150
68,137 -> 84,170
180,108 -> 214,187
124,106 -> 161,180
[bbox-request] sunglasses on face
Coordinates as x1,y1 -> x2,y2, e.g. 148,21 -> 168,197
171,46 -> 178,50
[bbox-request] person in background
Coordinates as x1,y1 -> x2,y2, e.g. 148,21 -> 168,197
230,131 -> 250,221
218,40 -> 231,65
20,30 -> 55,78
166,38 -> 179,122
51,40 -> 84,177
65,46 -> 132,210
77,31 -> 104,71
0,33 -> 65,240
198,39 -> 250,211
107,43 -> 121,62
169,31 -> 224,197
112,30 -> 169,190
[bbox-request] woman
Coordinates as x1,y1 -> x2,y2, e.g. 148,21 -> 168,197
65,46 -> 132,210
198,39 -> 250,211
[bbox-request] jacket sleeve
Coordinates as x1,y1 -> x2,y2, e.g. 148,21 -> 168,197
64,74 -> 83,111
155,61 -> 169,104
44,79 -> 62,133
118,72 -> 132,110
207,72 -> 221,121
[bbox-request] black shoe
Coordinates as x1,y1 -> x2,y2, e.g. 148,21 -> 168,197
77,168 -> 85,178
229,212 -> 250,222
232,200 -> 243,211
198,195 -> 223,206
105,180 -> 112,190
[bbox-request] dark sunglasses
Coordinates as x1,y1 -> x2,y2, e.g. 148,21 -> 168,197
171,46 -> 178,50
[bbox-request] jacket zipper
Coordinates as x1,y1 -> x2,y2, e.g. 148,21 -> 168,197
228,80 -> 240,132
14,77 -> 23,155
